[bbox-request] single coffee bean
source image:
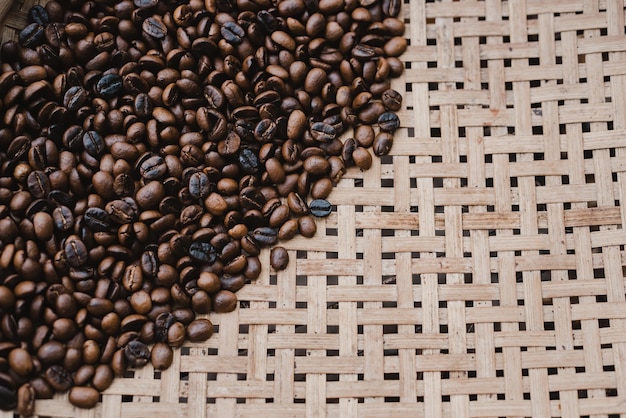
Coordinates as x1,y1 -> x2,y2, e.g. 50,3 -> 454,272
68,386 -> 99,409
92,364 -> 114,392
83,131 -> 105,157
142,16 -> 167,39
186,319 -> 213,342
212,290 -> 238,313
64,235 -> 88,267
8,348 -> 33,376
382,88 -> 402,111
84,208 -> 111,232
251,227 -> 278,246
150,342 -> 173,370
17,383 -> 36,417
44,365 -> 73,392
188,241 -> 217,264
378,111 -> 400,132
19,23 -> 45,48
63,86 -> 87,111
29,5 -> 49,25
52,206 -> 74,232
309,199 -> 332,217
221,21 -> 245,44
124,340 -> 150,368
373,132 -> 394,156
96,74 -> 123,99
270,246 -> 289,271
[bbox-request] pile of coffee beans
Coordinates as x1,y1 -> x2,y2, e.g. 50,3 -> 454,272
0,0 -> 404,412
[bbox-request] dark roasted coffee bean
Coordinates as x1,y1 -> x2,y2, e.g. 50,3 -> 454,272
378,111 -> 400,132
143,16 -> 168,39
188,241 -> 217,264
139,155 -> 167,180
52,205 -> 74,232
382,88 -> 402,111
373,132 -> 393,156
212,290 -> 237,313
19,23 -> 45,48
309,198 -> 332,217
310,122 -> 336,142
29,5 -> 49,25
270,246 -> 289,270
63,86 -> 87,112
96,74 -> 123,99
64,235 -> 88,267
252,227 -> 278,246
8,348 -> 33,376
83,131 -> 105,157
221,21 -> 245,44
44,365 -> 73,392
239,148 -> 260,174
27,170 -> 50,199
84,207 -> 110,232
124,340 -> 150,368
106,198 -> 138,224
17,383 -> 36,416
189,172 -> 211,199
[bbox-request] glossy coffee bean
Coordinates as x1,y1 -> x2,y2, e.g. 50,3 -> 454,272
150,342 -> 173,370
186,319 -> 214,342
270,246 -> 289,271
309,199 -> 332,217
68,386 -> 99,409
17,383 -> 35,417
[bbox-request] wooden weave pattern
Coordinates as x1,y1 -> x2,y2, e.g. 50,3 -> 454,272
3,0 -> 626,416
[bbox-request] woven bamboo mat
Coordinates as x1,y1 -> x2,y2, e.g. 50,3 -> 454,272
3,0 -> 626,417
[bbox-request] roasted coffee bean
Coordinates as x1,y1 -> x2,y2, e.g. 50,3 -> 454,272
221,22 -> 245,44
378,111 -> 400,132
310,122 -> 336,142
124,340 -> 150,368
186,319 -> 213,342
381,88 -> 402,111
150,342 -> 173,370
19,23 -> 45,48
139,155 -> 167,180
63,86 -> 87,111
373,132 -> 393,156
64,235 -> 88,267
270,246 -> 289,271
27,170 -> 50,199
68,386 -> 99,409
17,383 -> 35,417
96,74 -> 123,99
44,365 -> 73,392
29,5 -> 49,25
143,16 -> 168,39
82,131 -> 105,157
8,348 -> 33,376
309,199 -> 332,217
52,206 -> 74,232
251,227 -> 278,246
188,241 -> 217,264
84,208 -> 110,232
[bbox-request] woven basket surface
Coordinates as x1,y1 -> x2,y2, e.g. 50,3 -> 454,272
3,0 -> 626,417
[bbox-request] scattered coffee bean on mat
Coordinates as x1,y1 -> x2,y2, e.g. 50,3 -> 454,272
0,0 -> 405,412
